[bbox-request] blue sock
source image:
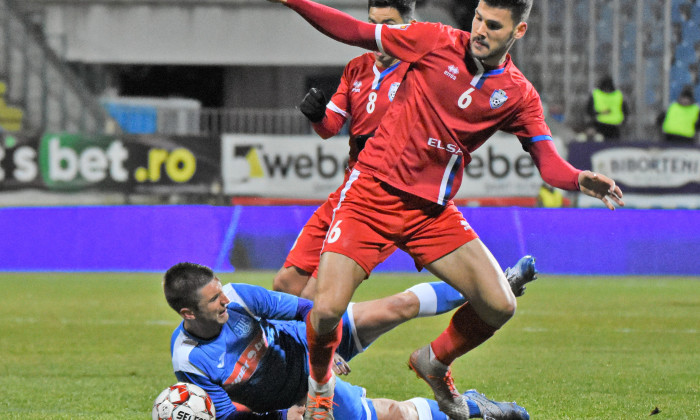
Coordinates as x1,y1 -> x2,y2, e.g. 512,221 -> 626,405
431,281 -> 467,314
406,282 -> 466,317
425,398 -> 448,420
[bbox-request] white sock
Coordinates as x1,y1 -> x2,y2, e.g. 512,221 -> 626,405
406,283 -> 438,317
408,398 -> 433,420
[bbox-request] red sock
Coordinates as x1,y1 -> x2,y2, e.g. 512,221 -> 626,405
306,313 -> 343,384
430,303 -> 498,365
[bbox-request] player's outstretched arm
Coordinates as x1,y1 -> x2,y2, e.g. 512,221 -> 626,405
529,140 -> 623,210
266,0 -> 377,50
578,170 -> 624,210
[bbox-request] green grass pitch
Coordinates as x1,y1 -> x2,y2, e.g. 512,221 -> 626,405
0,272 -> 697,419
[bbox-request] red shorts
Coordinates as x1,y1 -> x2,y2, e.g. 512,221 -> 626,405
285,171 -> 397,276
321,170 -> 478,274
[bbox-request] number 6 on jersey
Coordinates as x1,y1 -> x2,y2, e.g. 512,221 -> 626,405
458,87 -> 475,109
327,220 -> 342,243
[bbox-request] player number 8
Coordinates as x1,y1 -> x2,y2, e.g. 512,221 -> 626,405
327,220 -> 342,243
458,87 -> 475,109
366,92 -> 378,114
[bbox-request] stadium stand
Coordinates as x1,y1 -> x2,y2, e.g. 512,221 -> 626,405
3,0 -> 695,141
0,81 -> 23,132
0,0 -> 110,134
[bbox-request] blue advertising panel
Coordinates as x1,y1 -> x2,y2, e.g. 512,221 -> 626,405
1,206 -> 697,276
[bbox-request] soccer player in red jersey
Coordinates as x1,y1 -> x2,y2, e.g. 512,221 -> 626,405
266,1 -> 625,419
272,0 -> 413,299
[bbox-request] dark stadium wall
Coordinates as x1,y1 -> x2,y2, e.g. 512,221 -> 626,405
0,206 -> 698,275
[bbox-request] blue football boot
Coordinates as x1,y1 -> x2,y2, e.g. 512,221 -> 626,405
463,389 -> 530,420
505,255 -> 537,297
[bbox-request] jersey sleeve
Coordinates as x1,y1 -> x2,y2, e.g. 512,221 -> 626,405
503,85 -> 554,148
312,61 -> 353,138
284,0 -> 376,50
501,85 -> 580,190
175,370 -> 237,420
377,22 -> 442,63
529,139 -> 581,191
223,283 -> 312,321
176,368 -> 287,420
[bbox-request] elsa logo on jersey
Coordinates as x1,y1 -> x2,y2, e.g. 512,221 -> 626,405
352,81 -> 362,93
387,23 -> 411,30
490,89 -> 508,109
388,82 -> 401,101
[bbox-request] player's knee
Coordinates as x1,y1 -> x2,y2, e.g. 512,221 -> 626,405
311,300 -> 346,324
271,272 -> 287,292
495,290 -> 517,321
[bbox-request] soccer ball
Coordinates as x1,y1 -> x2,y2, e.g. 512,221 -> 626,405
152,382 -> 216,420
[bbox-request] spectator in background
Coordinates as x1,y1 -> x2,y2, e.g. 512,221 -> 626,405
657,86 -> 700,144
586,75 -> 629,141
536,183 -> 563,208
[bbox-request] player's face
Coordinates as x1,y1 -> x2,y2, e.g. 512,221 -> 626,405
369,7 -> 405,68
470,1 -> 527,66
194,278 -> 230,326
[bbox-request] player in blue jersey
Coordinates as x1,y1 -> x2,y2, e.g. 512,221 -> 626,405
164,262 -> 533,420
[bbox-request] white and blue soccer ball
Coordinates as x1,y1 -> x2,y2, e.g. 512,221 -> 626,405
152,382 -> 216,420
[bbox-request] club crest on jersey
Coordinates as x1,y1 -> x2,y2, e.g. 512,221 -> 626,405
232,317 -> 253,336
388,82 -> 401,101
352,80 -> 362,93
490,89 -> 508,109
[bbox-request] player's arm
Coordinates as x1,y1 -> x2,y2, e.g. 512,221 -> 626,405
175,370 -> 238,419
223,283 -> 313,321
513,87 -> 623,209
299,87 -> 347,139
306,59 -> 356,138
268,0 -> 377,50
175,370 -> 289,420
528,140 -> 623,210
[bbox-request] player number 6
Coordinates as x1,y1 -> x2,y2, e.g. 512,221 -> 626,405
458,87 -> 475,109
327,220 -> 342,243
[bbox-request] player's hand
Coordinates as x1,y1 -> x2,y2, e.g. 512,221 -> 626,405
578,170 -> 624,210
331,352 -> 351,376
287,404 -> 305,420
299,87 -> 327,123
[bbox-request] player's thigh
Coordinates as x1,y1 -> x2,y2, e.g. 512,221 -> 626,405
314,251 -> 367,320
425,239 -> 515,320
298,275 -> 317,300
272,265 -> 311,295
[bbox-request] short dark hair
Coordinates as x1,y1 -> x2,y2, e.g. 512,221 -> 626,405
163,262 -> 215,313
598,75 -> 616,92
483,0 -> 533,24
680,85 -> 695,102
368,0 -> 416,22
